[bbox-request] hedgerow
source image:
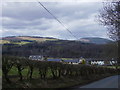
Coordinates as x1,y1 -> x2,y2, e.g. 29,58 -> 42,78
2,56 -> 118,83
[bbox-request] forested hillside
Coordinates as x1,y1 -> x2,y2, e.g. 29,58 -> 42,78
2,36 -> 117,59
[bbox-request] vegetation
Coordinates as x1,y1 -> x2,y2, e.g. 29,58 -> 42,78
1,36 -> 58,45
98,1 -> 120,41
2,40 -> 118,59
0,40 -> 10,44
0,69 -> 2,76
98,1 -> 120,66
2,56 -> 118,88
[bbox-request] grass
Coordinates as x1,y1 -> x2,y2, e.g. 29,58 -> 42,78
47,58 -> 76,60
2,36 -> 58,45
17,37 -> 58,42
61,58 -> 74,60
3,73 -> 115,88
103,65 -> 120,69
9,67 -> 39,77
8,66 -> 52,78
0,40 -> 31,45
0,40 -> 10,44
0,69 -> 2,76
13,41 -> 31,45
3,65 -> 118,88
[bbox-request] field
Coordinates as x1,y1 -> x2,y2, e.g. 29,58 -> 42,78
17,36 -> 58,42
1,36 -> 58,45
4,66 -> 117,88
0,40 -> 10,44
2,56 -> 118,88
4,74 -> 113,88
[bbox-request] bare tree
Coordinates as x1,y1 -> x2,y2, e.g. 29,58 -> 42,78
98,0 -> 120,67
98,1 -> 120,41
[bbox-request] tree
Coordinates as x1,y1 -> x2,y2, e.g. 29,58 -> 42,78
2,56 -> 15,83
98,0 -> 120,66
98,1 -> 120,41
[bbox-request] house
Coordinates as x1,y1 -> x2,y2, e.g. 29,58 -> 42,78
63,59 -> 80,64
91,60 -> 104,65
47,59 -> 81,64
29,55 -> 44,61
85,58 -> 117,66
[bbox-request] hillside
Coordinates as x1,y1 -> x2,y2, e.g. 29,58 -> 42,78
1,36 -> 58,45
2,36 -> 117,58
1,36 -> 113,45
79,37 -> 113,44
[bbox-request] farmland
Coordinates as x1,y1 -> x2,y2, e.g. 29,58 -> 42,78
1,36 -> 58,45
2,36 -> 119,88
2,56 -> 119,88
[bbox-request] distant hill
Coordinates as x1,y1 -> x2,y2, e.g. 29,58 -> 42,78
79,37 -> 113,44
1,36 -> 113,45
1,36 -> 58,45
2,36 -> 117,58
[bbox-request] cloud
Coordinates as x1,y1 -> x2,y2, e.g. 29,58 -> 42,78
1,1 -> 109,40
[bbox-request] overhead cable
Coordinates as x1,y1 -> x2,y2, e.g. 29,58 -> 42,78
37,1 -> 78,40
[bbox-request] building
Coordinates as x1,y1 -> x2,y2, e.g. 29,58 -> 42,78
29,55 -> 44,61
85,58 -> 117,66
47,59 -> 81,64
63,59 -> 80,64
47,59 -> 61,62
28,56 -> 117,66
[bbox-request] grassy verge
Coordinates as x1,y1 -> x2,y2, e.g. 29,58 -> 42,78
0,69 -> 2,76
3,73 -> 116,88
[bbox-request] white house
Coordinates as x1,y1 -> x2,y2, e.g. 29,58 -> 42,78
90,61 -> 104,65
29,55 -> 44,61
63,59 -> 81,64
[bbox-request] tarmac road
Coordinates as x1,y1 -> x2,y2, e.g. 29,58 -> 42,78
79,75 -> 119,88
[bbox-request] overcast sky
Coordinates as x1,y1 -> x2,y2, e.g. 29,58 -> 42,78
1,1 -> 109,40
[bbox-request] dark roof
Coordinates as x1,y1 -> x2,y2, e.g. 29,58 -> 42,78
29,55 -> 42,56
63,60 -> 79,63
47,59 -> 61,62
85,58 -> 117,61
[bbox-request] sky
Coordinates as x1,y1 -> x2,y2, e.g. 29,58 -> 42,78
1,1 -> 110,40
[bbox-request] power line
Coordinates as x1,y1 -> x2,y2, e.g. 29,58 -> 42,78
37,1 -> 78,40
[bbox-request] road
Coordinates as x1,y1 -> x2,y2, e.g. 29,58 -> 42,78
76,75 -> 119,88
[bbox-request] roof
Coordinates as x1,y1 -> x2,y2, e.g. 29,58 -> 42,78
29,55 -> 43,57
47,59 -> 61,62
63,60 -> 79,63
85,58 -> 117,61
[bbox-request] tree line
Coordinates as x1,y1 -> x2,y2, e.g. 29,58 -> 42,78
2,40 -> 118,59
2,56 -> 118,83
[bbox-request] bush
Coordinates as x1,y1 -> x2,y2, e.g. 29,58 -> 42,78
2,56 -> 118,83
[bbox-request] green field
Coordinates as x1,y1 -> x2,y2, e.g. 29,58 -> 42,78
2,55 -> 118,88
1,36 -> 58,45
8,66 -> 54,79
0,40 -> 10,44
12,41 -> 31,45
4,67 -> 116,88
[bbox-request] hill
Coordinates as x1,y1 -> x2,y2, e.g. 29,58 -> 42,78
79,37 -> 113,44
2,36 -> 117,58
1,36 -> 113,45
1,36 -> 58,45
